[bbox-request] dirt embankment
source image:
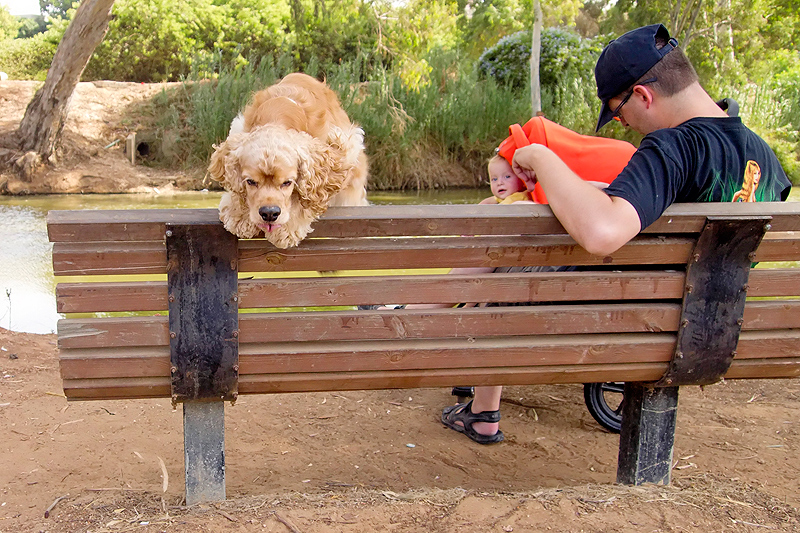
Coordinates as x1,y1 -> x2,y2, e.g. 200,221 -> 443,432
0,80 -> 206,195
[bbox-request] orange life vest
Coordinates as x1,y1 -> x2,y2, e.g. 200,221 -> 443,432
497,117 -> 637,203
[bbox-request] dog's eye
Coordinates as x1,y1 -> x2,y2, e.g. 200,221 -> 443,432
244,178 -> 258,187
280,180 -> 293,188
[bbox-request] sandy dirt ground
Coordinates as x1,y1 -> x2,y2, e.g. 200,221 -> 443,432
1,327 -> 799,532
1,80 -> 800,532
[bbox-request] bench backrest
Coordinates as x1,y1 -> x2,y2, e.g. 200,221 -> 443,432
48,203 -> 800,400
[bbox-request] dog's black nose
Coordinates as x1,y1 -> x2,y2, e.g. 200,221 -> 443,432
259,206 -> 281,222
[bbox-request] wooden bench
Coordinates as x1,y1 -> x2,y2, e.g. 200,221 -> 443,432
47,202 -> 800,504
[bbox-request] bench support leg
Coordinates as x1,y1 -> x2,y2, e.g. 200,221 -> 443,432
183,400 -> 226,505
616,383 -> 678,485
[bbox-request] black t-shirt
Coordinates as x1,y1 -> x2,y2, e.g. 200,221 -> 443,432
604,116 -> 792,229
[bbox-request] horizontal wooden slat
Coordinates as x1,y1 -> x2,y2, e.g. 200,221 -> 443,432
58,334 -> 673,380
52,235 -> 696,276
49,232 -> 800,279
46,202 -> 800,244
55,298 -> 800,350
64,365 -> 670,400
60,346 -> 171,379
236,270 -> 687,308
58,329 -> 800,383
58,316 -> 170,348
56,281 -> 168,313
62,355 -> 800,401
52,241 -> 165,275
57,303 -> 683,349
742,299 -> 800,329
748,268 -> 800,297
235,357 -> 800,394
722,359 -> 800,379
56,270 -> 688,313
62,376 -> 171,400
54,267 -> 800,314
753,232 -> 800,262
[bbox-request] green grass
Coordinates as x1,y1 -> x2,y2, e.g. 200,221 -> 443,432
135,52 -> 800,189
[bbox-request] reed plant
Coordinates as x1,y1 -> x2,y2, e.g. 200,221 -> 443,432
720,78 -> 800,183
332,50 -> 533,189
142,49 -> 798,188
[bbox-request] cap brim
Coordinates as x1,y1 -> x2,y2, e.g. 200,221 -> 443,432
595,102 -> 615,132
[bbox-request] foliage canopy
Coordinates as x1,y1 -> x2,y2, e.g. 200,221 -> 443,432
1,0 -> 797,185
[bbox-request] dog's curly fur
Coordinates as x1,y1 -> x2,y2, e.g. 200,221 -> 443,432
208,73 -> 368,248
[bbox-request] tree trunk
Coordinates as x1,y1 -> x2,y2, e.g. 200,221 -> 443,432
529,0 -> 543,115
718,0 -> 735,68
16,0 -> 115,161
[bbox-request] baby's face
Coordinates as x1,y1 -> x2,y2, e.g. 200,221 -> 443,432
488,159 -> 525,199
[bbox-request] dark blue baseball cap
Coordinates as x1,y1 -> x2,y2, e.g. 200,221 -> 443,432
594,24 -> 678,131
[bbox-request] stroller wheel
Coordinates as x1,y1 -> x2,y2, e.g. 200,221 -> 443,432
583,382 -> 624,433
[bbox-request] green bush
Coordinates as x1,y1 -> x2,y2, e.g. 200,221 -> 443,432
477,27 -> 602,92
476,30 -> 531,89
17,16 -> 48,39
0,6 -> 19,41
0,33 -> 57,80
83,0 -> 291,82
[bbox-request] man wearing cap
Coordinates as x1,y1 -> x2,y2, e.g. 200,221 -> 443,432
510,23 -> 791,257
440,23 -> 791,445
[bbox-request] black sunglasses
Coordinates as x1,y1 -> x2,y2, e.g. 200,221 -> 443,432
612,77 -> 658,120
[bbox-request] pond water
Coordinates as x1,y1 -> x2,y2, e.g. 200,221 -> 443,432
0,189 -> 488,334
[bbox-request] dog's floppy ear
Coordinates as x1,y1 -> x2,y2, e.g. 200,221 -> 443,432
295,125 -> 362,210
208,134 -> 261,239
208,134 -> 247,194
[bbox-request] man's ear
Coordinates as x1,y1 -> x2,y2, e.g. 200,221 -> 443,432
632,84 -> 655,109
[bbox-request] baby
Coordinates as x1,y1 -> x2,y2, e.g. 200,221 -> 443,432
479,155 -> 535,205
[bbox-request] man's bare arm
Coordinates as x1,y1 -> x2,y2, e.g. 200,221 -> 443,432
512,144 -> 641,256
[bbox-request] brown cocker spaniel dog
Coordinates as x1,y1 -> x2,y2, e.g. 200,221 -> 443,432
208,73 -> 369,248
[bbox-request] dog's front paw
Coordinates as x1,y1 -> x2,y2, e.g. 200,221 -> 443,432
264,225 -> 312,249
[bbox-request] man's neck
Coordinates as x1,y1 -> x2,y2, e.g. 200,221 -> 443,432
658,83 -> 730,128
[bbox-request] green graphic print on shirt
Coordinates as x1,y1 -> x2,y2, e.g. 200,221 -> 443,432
699,161 -> 784,204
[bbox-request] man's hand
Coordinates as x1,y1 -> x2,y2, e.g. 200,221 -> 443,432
510,143 -> 641,256
518,169 -> 538,193
511,145 -> 542,186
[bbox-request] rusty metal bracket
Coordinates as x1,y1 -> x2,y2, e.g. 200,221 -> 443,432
655,216 -> 771,387
167,223 -> 239,402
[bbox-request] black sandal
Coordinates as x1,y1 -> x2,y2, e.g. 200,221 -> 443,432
441,400 -> 504,444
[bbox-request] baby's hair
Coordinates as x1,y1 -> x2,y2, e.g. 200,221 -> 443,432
485,154 -> 507,186
487,154 -> 507,166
